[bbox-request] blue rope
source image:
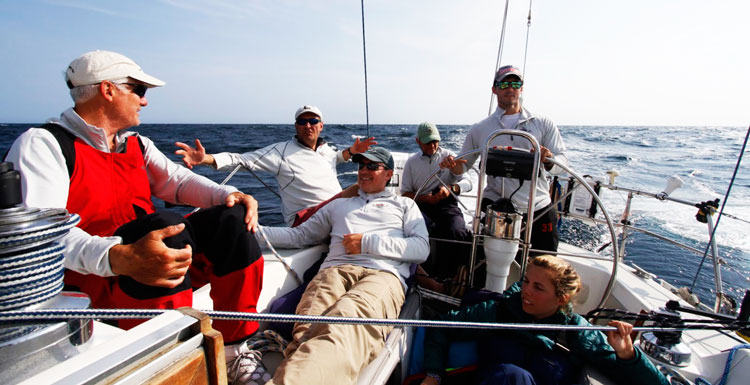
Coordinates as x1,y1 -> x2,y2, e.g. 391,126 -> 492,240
694,344 -> 750,385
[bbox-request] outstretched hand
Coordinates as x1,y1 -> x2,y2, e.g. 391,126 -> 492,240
108,223 -> 193,288
606,320 -> 636,360
439,155 -> 467,175
351,137 -> 378,155
175,139 -> 209,169
226,192 -> 259,233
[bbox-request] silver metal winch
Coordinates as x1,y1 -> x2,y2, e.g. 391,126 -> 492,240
0,161 -> 91,384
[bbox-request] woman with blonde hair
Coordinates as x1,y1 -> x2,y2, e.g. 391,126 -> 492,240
420,255 -> 668,385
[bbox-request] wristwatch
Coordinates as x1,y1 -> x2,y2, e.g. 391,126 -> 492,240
451,184 -> 460,195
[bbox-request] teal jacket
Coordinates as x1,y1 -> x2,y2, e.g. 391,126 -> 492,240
422,283 -> 669,385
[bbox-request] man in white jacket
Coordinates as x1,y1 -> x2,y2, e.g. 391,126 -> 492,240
441,65 -> 568,254
260,147 -> 429,385
175,105 -> 376,226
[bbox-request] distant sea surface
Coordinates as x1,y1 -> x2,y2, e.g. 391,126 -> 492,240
2,122 -> 748,308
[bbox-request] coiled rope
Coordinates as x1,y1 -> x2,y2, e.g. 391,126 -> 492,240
694,344 -> 750,385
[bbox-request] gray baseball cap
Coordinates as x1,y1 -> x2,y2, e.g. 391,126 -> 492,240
352,146 -> 394,170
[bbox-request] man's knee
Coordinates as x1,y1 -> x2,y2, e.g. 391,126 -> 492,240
188,204 -> 262,276
114,211 -> 190,246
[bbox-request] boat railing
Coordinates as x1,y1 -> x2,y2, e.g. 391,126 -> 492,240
552,171 -> 732,314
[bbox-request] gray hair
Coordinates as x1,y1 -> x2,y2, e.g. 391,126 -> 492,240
68,77 -> 130,104
69,84 -> 99,104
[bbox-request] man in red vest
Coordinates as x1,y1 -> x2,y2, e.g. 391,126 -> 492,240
5,50 -> 265,383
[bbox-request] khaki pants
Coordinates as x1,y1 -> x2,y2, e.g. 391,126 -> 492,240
269,264 -> 405,385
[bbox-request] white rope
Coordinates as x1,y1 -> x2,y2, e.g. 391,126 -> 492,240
0,281 -> 64,311
0,243 -> 65,269
257,226 -> 303,286
0,214 -> 80,248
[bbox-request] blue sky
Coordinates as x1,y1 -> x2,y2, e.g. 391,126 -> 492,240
1,0 -> 748,126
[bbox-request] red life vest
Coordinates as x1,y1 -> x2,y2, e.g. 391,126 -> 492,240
65,135 -> 155,236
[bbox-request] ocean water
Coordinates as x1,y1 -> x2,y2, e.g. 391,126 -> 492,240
2,122 -> 748,308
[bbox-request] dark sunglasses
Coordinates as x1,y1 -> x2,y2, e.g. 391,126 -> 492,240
358,162 -> 386,171
122,83 -> 148,98
295,117 -> 321,126
493,81 -> 523,90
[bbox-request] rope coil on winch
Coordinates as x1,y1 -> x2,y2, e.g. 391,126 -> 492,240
0,214 -> 80,311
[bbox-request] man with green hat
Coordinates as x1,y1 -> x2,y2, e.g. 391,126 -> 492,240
402,122 -> 473,279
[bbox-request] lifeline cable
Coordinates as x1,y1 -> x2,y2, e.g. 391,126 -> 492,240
1,308 -> 748,333
690,125 -> 750,293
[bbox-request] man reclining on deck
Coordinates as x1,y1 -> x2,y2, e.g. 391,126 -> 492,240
257,147 -> 429,385
4,50 -> 265,383
175,105 -> 377,226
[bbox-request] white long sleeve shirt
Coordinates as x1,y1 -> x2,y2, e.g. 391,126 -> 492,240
401,146 -> 473,197
257,189 -> 429,290
460,107 -> 568,211
212,138 -> 346,226
4,108 -> 237,277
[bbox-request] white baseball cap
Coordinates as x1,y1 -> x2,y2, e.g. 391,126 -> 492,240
65,50 -> 165,89
294,105 -> 323,120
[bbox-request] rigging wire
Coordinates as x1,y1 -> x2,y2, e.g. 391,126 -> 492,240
487,0 -> 511,116
487,0 -> 535,115
360,0 -> 370,137
521,0 -> 533,80
690,125 -> 750,292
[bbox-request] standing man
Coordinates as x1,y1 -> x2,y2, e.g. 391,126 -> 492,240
259,147 -> 429,385
401,122 -> 472,278
175,105 -> 376,226
5,50 -> 264,383
441,65 -> 568,254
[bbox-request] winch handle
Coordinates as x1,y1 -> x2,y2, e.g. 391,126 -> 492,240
666,300 -> 737,322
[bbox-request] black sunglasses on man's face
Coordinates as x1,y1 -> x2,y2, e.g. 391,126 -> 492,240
358,162 -> 386,171
122,83 -> 148,98
295,117 -> 321,126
